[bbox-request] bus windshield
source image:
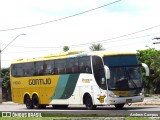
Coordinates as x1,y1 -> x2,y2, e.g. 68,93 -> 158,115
103,55 -> 143,90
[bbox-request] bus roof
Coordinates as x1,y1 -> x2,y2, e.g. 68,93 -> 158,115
11,51 -> 136,64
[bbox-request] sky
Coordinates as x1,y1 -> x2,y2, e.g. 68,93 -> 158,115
0,0 -> 160,68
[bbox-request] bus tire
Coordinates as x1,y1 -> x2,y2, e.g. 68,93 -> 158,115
24,95 -> 33,109
32,95 -> 41,109
115,104 -> 125,109
84,94 -> 96,110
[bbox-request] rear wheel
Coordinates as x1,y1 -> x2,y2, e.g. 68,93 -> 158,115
32,95 -> 41,109
115,104 -> 125,109
84,94 -> 96,110
24,95 -> 33,109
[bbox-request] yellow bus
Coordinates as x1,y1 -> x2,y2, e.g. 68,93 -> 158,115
10,51 -> 149,109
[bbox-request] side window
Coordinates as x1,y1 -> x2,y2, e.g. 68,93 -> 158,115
43,60 -> 54,75
55,59 -> 66,74
11,64 -> 17,77
36,61 -> 44,75
78,56 -> 92,74
23,62 -> 35,76
11,63 -> 24,77
66,58 -> 79,74
36,61 -> 54,75
66,58 -> 74,74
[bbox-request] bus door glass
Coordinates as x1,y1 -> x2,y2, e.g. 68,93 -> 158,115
92,56 -> 107,90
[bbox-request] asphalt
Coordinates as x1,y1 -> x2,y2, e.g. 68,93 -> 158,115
1,95 -> 160,105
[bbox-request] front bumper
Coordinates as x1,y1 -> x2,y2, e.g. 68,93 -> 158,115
108,95 -> 144,105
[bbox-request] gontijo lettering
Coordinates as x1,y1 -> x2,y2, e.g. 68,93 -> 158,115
29,78 -> 51,85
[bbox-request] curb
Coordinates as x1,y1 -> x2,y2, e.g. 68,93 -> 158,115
132,102 -> 160,106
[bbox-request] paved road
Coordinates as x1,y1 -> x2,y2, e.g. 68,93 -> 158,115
0,104 -> 160,117
1,96 -> 160,117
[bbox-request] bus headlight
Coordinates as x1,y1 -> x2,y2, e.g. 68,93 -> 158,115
138,92 -> 144,96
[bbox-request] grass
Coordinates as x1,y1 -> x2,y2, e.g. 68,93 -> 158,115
125,117 -> 151,120
0,117 -> 159,120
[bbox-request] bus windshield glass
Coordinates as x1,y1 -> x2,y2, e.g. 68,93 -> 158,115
103,55 -> 142,90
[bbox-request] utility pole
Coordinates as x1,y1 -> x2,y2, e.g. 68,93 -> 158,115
0,33 -> 26,103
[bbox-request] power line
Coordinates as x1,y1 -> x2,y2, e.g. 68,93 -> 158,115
1,30 -> 160,50
2,32 -> 159,54
0,0 -> 122,32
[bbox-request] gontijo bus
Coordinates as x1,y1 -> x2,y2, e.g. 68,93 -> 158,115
10,51 -> 149,109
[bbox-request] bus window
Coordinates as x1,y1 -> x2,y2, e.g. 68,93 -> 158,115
36,61 -> 44,76
11,64 -> 17,77
66,58 -> 74,74
74,58 -> 79,73
55,59 -> 66,74
11,63 -> 24,77
66,58 -> 79,74
78,56 -> 91,74
43,60 -> 54,75
23,62 -> 35,76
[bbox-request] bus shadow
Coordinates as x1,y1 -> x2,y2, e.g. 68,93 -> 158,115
39,105 -> 158,111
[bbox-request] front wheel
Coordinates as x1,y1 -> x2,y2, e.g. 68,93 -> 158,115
115,104 -> 125,109
84,94 -> 96,110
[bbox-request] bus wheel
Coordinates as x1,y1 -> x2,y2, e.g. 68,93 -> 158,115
32,95 -> 41,109
115,104 -> 125,109
24,95 -> 33,109
84,94 -> 96,110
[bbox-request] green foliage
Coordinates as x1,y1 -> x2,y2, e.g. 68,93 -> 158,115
63,46 -> 69,52
137,48 -> 160,94
2,68 -> 10,88
1,67 -> 11,101
125,117 -> 150,120
89,43 -> 105,51
137,48 -> 159,66
150,52 -> 160,93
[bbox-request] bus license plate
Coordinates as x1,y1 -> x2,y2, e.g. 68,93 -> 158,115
126,99 -> 132,103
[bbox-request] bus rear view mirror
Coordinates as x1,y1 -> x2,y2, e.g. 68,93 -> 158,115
142,63 -> 149,76
104,65 -> 110,80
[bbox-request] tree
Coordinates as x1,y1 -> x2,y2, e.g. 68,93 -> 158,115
2,67 -> 11,101
137,48 -> 160,94
63,46 -> 69,52
150,52 -> 160,93
89,43 -> 105,51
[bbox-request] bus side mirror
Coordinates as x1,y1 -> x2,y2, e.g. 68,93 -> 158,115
142,63 -> 149,76
104,65 -> 110,79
